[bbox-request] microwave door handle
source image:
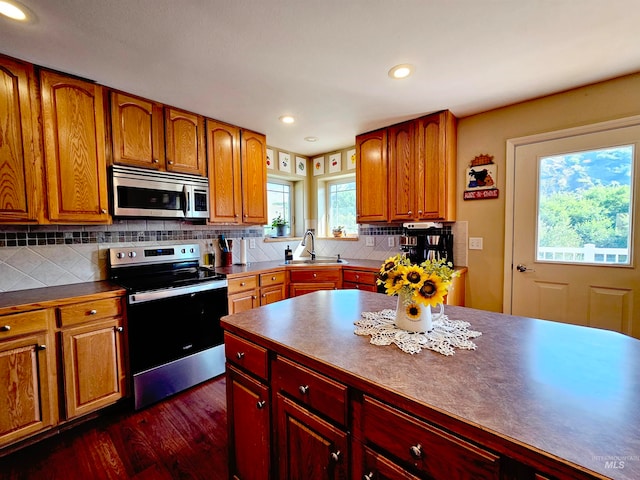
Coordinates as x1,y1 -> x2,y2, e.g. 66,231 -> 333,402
183,185 -> 190,216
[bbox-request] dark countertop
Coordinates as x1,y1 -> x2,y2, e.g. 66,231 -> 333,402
0,281 -> 125,316
221,289 -> 640,480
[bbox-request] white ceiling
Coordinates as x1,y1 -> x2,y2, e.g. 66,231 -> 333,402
2,0 -> 640,156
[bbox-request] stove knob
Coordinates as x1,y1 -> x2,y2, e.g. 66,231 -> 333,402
128,252 -> 137,258
116,252 -> 125,259
190,248 -> 195,253
181,248 -> 186,254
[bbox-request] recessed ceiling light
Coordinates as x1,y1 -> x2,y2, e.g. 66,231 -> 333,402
304,136 -> 318,142
388,64 -> 415,79
279,115 -> 295,124
0,1 -> 28,21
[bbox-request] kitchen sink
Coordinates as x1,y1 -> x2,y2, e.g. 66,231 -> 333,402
282,257 -> 347,266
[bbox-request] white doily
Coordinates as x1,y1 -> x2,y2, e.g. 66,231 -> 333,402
354,309 -> 482,356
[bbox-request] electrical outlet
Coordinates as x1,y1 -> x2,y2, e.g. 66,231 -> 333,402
469,237 -> 483,250
249,238 -> 256,249
365,236 -> 375,247
387,237 -> 395,248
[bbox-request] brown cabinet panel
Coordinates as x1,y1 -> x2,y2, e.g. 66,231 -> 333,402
40,70 -> 110,223
0,332 -> 55,448
165,107 -> 206,176
260,284 -> 285,305
289,268 -> 341,283
227,366 -> 270,480
0,56 -> 42,223
388,120 -> 415,221
240,129 -> 268,225
362,446 -> 422,480
61,317 -> 127,419
228,274 -> 259,293
110,91 -> 164,169
224,332 -> 268,381
260,270 -> 286,287
57,296 -> 122,327
206,119 -> 242,223
0,310 -> 48,340
356,129 -> 388,222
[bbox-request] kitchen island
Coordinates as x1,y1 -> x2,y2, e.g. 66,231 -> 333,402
221,289 -> 640,480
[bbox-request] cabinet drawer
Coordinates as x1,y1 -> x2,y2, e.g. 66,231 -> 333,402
289,268 -> 341,283
363,396 -> 500,480
0,310 -> 49,339
343,281 -> 378,292
225,332 -> 268,381
343,269 -> 377,285
274,356 -> 347,426
57,297 -> 122,327
228,275 -> 258,293
259,270 -> 285,287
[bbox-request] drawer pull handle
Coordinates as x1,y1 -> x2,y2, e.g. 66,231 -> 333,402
271,276 -> 276,280
116,326 -> 124,333
0,325 -> 10,332
409,443 -> 423,460
240,282 -> 246,286
363,473 -> 375,480
37,344 -> 46,351
330,450 -> 341,463
298,385 -> 309,395
256,400 -> 266,409
313,273 -> 317,278
89,309 -> 97,315
236,352 -> 245,360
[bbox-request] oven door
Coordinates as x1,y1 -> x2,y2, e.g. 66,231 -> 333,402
127,284 -> 228,375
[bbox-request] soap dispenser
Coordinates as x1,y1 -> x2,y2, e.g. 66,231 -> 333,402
285,245 -> 293,263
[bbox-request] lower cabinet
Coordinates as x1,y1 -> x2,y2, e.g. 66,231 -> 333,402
259,270 -> 286,306
227,274 -> 259,314
342,267 -> 379,292
288,267 -> 342,297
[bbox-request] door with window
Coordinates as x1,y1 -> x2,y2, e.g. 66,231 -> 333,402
509,122 -> 640,338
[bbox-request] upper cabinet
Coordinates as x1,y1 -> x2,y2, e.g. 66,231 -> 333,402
110,92 -> 206,176
240,129 -> 268,225
356,110 -> 457,223
40,70 -> 111,224
110,91 -> 165,169
0,56 -> 44,223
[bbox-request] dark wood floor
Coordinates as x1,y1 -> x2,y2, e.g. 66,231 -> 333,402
0,376 -> 228,480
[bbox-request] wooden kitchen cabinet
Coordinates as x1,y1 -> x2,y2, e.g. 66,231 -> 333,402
0,56 -> 44,223
40,70 -> 111,223
288,267 -> 342,297
260,270 -> 286,306
227,274 -> 260,314
356,110 -> 457,223
206,120 -> 242,223
240,129 -> 268,225
0,310 -> 57,449
342,267 -> 379,292
110,91 -> 165,170
164,106 -> 206,176
356,129 -> 388,223
58,297 -> 127,419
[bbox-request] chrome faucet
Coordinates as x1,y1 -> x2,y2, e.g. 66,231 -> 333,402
301,230 -> 316,260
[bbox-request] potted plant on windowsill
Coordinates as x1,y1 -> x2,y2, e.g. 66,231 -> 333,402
271,214 -> 288,237
332,226 -> 344,238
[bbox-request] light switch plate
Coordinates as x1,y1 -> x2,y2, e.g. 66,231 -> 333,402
469,237 -> 483,250
249,238 -> 256,249
366,236 -> 375,247
387,237 -> 395,248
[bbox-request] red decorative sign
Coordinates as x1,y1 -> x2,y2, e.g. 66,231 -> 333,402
464,189 -> 499,200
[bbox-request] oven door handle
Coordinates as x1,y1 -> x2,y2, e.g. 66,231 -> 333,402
129,280 -> 228,304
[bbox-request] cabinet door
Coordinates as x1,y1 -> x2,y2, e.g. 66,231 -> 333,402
261,284 -> 285,305
0,332 -> 55,448
277,393 -> 348,480
388,120 -> 416,221
227,366 -> 270,480
110,91 -> 165,169
0,56 -> 43,223
40,70 -> 110,223
240,129 -> 268,225
362,446 -> 421,480
61,317 -> 126,419
206,119 -> 242,223
415,111 -> 456,220
165,107 -> 206,176
228,290 -> 259,314
356,129 -> 388,222
289,283 -> 338,298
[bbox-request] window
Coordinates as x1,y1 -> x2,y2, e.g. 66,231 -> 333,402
266,180 -> 292,236
327,179 -> 356,235
537,145 -> 633,265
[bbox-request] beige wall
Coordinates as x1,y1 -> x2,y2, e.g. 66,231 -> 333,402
457,71 -> 640,312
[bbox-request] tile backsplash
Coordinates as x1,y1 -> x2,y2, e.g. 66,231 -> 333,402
0,221 -> 467,292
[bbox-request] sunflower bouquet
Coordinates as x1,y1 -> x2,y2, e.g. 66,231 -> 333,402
377,254 -> 457,310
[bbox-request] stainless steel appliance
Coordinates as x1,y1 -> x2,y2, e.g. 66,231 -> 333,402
111,165 -> 209,219
400,222 -> 454,265
109,243 -> 227,410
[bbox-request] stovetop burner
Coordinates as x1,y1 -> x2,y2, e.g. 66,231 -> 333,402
114,267 -> 226,293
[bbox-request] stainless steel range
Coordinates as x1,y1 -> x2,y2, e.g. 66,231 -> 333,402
109,243 -> 228,410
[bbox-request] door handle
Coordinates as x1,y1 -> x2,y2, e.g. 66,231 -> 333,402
516,264 -> 535,272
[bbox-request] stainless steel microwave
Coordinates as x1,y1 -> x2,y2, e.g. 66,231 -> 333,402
111,165 -> 209,219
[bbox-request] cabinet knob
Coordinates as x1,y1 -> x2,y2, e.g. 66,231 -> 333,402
168,160 -> 174,165
256,400 -> 266,409
37,344 -> 46,351
116,326 -> 124,333
363,473 -> 375,480
298,385 -> 309,395
236,351 -> 245,360
355,275 -> 360,280
313,273 -> 317,278
152,159 -> 159,164
330,450 -> 341,463
271,276 -> 276,280
0,325 -> 10,332
101,208 -> 107,214
240,282 -> 246,286
252,295 -> 257,300
408,210 -> 413,215
261,294 -> 266,298
89,309 -> 97,315
418,210 -> 423,214
409,443 -> 423,460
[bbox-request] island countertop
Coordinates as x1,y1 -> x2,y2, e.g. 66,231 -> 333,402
221,289 -> 640,480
